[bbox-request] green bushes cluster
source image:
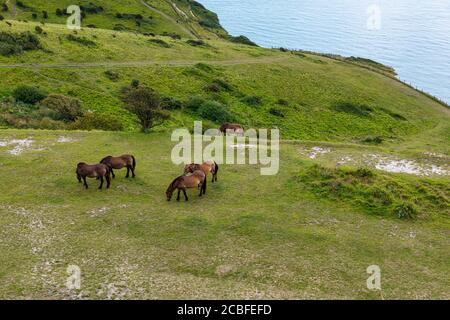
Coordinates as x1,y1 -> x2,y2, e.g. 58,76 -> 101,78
70,112 -> 123,131
66,34 -> 97,47
13,85 -> 48,104
0,31 -> 42,56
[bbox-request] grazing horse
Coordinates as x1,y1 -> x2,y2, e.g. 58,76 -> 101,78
219,123 -> 244,135
100,155 -> 136,178
166,170 -> 207,201
76,163 -> 111,190
184,160 -> 219,183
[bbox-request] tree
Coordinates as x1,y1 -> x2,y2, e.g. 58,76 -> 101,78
41,94 -> 84,121
121,86 -> 169,133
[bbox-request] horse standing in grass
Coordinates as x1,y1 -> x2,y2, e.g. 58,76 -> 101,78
184,160 -> 219,183
166,170 -> 207,201
100,155 -> 136,178
76,163 -> 111,190
219,123 -> 244,135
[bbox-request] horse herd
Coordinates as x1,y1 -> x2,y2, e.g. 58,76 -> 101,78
76,155 -> 218,202
75,123 -> 243,201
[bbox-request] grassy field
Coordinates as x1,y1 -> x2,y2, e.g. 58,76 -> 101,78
0,129 -> 448,299
0,2 -> 449,300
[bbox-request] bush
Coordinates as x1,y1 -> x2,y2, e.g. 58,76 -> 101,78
42,11 -> 48,19
161,96 -> 183,110
0,31 -> 41,56
162,32 -> 181,40
334,102 -> 373,117
104,70 -> 120,81
269,108 -> 285,117
362,136 -> 383,144
229,35 -> 258,47
149,39 -> 170,48
35,26 -> 43,34
0,15 -> 4,21
186,39 -> 209,47
242,95 -> 262,106
66,34 -> 97,47
277,99 -> 289,106
197,101 -> 233,123
70,112 -> 123,131
185,96 -> 207,111
393,203 -> 416,220
1,4 -> 8,12
40,94 -> 84,121
131,79 -> 140,88
13,85 -> 48,104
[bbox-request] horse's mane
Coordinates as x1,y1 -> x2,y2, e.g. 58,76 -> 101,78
167,175 -> 183,192
100,155 -> 113,163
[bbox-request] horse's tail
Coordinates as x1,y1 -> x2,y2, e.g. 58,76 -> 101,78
213,161 -> 219,175
131,155 -> 136,170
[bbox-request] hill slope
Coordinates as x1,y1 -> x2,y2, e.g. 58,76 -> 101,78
0,20 -> 449,151
0,0 -> 227,38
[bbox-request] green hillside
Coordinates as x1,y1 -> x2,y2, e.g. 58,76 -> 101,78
0,1 -> 449,300
0,20 -> 449,149
0,0 -> 227,38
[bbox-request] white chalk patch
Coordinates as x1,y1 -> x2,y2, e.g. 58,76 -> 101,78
372,157 -> 449,176
57,136 -> 74,143
2,138 -> 34,155
309,147 -> 331,159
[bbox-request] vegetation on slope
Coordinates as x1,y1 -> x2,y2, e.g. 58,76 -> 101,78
0,21 -> 448,149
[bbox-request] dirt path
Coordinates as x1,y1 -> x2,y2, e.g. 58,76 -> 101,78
0,56 -> 287,69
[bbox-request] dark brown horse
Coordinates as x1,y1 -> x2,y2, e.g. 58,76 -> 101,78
100,155 -> 136,178
184,160 -> 219,183
219,123 -> 244,135
76,163 -> 111,190
166,170 -> 207,201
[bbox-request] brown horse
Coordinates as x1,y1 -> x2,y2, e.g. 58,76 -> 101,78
76,163 -> 111,190
166,170 -> 207,201
219,123 -> 244,135
100,155 -> 136,179
184,160 -> 219,183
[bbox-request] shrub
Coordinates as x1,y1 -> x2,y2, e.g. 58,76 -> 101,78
393,203 -> 416,220
35,26 -> 43,34
362,136 -> 383,144
131,79 -> 140,88
229,35 -> 258,46
1,4 -> 8,12
161,96 -> 183,110
197,101 -> 233,123
185,96 -> 207,111
242,95 -> 262,106
269,108 -> 285,117
277,99 -> 289,106
186,39 -> 209,47
55,8 -> 64,16
40,94 -> 84,121
0,31 -> 41,56
162,32 -> 181,40
334,102 -> 373,117
66,34 -> 97,47
149,39 -> 170,48
13,85 -> 48,104
31,13 -> 37,19
42,11 -> 48,19
104,70 -> 120,81
70,112 -> 123,131
0,15 -> 4,21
